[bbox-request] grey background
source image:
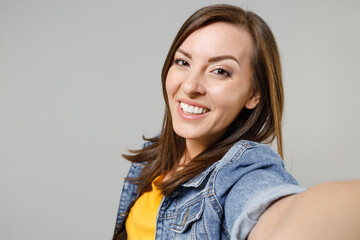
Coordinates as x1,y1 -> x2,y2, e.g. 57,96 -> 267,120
1,0 -> 359,239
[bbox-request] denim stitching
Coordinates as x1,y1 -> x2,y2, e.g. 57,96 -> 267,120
221,223 -> 231,240
171,192 -> 212,228
203,216 -> 210,240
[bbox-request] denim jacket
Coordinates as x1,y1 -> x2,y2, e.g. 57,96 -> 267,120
112,140 -> 305,240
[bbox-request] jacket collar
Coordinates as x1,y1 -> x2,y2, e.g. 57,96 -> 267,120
180,140 -> 256,188
181,161 -> 219,188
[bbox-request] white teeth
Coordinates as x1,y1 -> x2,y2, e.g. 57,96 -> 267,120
194,106 -> 199,114
188,105 -> 194,113
180,102 -> 209,115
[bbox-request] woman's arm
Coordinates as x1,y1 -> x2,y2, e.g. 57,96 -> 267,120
248,180 -> 360,240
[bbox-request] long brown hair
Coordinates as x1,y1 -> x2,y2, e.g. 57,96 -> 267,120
124,4 -> 284,196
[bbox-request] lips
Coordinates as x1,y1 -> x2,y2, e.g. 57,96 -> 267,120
180,102 -> 209,115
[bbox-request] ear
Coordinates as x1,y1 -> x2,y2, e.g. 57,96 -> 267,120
245,91 -> 260,110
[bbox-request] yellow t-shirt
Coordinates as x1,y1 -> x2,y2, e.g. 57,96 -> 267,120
125,176 -> 164,240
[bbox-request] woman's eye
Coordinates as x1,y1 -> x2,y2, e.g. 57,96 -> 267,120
213,68 -> 231,77
174,59 -> 189,67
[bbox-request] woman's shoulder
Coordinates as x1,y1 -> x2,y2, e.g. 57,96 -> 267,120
216,139 -> 284,170
210,139 -> 296,196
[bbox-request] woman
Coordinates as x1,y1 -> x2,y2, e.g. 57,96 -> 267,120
113,4 -> 360,240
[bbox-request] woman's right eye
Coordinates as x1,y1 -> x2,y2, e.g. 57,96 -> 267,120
174,59 -> 189,67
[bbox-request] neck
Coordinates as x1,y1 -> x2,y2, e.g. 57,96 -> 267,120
184,139 -> 207,164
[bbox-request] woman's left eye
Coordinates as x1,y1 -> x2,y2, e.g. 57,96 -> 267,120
213,68 -> 231,77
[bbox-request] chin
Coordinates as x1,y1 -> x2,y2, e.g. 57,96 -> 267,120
173,127 -> 204,140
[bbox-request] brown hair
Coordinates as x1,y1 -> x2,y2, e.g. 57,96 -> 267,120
124,4 -> 284,196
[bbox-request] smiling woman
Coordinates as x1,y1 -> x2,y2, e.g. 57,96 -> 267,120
112,4 -> 360,240
166,22 -> 258,158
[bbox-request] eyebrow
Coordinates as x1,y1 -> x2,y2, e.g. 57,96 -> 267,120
208,55 -> 240,65
177,48 -> 192,59
176,48 -> 240,65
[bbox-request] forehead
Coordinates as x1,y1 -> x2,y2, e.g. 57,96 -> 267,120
178,22 -> 254,60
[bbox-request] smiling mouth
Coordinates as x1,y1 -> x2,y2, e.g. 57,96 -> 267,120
180,102 -> 210,115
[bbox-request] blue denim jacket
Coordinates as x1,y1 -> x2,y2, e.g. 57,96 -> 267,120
113,140 -> 305,240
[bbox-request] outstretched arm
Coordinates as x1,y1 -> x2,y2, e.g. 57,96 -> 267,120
248,180 -> 360,240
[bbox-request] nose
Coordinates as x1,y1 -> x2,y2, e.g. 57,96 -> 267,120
182,68 -> 206,97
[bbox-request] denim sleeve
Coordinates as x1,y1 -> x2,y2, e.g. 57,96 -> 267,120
221,145 -> 306,240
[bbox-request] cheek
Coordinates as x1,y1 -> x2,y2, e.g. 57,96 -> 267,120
212,84 -> 249,105
165,69 -> 179,98
165,77 -> 173,99
165,80 -> 170,98
214,87 -> 251,116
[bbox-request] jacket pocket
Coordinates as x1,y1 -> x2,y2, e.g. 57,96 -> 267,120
171,198 -> 205,233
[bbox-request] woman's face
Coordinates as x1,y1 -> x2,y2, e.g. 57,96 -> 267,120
166,22 -> 259,153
